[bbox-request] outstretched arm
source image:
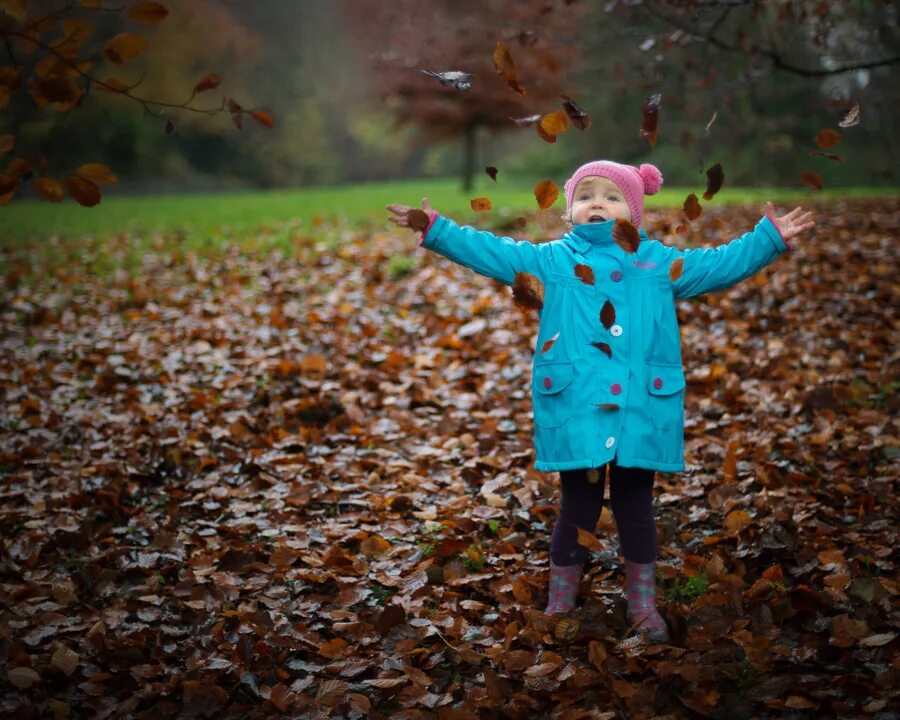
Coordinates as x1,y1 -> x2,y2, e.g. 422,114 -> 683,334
672,203 -> 815,299
386,197 -> 545,286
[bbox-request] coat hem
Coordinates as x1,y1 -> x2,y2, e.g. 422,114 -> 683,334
534,456 -> 685,473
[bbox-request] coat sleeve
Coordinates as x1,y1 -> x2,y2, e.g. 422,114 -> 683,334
671,216 -> 788,300
421,215 -> 545,286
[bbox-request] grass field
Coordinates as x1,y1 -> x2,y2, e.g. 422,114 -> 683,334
3,178 -> 896,245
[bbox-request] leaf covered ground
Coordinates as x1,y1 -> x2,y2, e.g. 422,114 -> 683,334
1,198 -> 898,719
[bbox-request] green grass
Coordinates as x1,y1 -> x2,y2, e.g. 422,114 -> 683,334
3,177 -> 895,245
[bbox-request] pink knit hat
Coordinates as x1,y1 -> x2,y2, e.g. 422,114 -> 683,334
564,160 -> 663,227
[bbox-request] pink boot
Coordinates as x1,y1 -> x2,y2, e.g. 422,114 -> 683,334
544,560 -> 583,614
624,559 -> 670,643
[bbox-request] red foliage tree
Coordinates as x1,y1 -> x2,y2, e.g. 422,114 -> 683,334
344,0 -> 589,191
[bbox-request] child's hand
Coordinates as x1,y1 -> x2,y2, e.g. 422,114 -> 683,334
765,201 -> 815,243
387,197 -> 436,232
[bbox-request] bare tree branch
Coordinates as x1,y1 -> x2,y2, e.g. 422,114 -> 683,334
644,1 -> 900,77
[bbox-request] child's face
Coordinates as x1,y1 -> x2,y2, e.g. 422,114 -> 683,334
569,176 -> 632,225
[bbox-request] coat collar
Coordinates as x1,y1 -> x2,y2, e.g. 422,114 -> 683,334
561,220 -> 649,256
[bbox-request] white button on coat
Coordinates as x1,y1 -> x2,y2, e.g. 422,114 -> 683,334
605,436 -> 615,448
610,325 -> 623,337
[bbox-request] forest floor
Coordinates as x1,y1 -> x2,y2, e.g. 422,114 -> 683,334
1,198 -> 898,719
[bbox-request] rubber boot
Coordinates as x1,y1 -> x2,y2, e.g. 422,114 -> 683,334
624,559 -> 670,642
544,560 -> 583,614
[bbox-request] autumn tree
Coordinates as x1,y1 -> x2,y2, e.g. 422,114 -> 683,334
344,0 -> 589,192
0,0 -> 273,206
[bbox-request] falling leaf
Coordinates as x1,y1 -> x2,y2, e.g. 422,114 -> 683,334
492,41 -> 526,96
538,110 -> 568,138
814,128 -> 842,149
801,171 -> 823,191
102,32 -> 149,65
512,272 -> 544,311
703,163 -> 724,201
127,2 -> 170,23
407,208 -> 430,232
682,193 -> 702,221
77,163 -> 117,185
510,114 -> 542,128
808,150 -> 844,163
599,301 -> 615,329
612,218 -> 640,253
250,109 -> 275,129
194,74 -> 222,93
470,197 -> 492,211
669,257 -> 683,281
561,95 -> 591,130
165,118 -> 176,135
421,69 -> 472,91
31,177 -> 64,202
639,93 -> 661,147
536,123 -> 557,144
540,331 -> 560,354
534,180 -> 558,209
574,264 -> 594,285
838,102 -> 860,128
64,176 -> 101,206
590,341 -> 612,358
705,111 -> 717,134
485,166 -> 498,181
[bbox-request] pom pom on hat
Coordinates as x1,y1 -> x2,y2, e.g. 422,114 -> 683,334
564,159 -> 664,227
639,163 -> 663,195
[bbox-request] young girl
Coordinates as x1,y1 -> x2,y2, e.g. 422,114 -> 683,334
386,160 -> 814,642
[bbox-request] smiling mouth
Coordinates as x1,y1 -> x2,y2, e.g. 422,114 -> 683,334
588,215 -> 607,223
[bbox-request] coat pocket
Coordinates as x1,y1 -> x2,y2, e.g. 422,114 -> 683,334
532,360 -> 575,428
646,363 -> 686,432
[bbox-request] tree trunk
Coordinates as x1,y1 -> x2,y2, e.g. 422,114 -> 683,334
461,123 -> 476,193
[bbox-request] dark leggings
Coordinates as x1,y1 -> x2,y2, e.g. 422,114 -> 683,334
550,463 -> 657,565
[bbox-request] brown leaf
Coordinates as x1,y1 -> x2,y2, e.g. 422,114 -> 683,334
7,666 -> 40,690
590,341 -> 611,358
31,177 -> 65,202
375,604 -> 406,635
588,641 -> 607,671
553,617 -> 580,641
639,92 -> 661,147
703,163 -> 724,201
669,257 -> 683,281
76,163 -> 117,185
538,110 -> 568,138
359,534 -> 391,558
492,40 -> 526,96
102,32 -> 149,65
64,176 -> 102,207
612,218 -> 640,253
814,128 -> 842,149
540,331 -> 559,354
599,301 -> 615,329
536,123 -> 557,144
561,95 -> 591,130
801,170 -> 823,190
51,646 -> 79,676
723,439 -> 738,482
485,166 -> 498,181
574,263 -> 594,285
470,197 -> 492,211
182,680 -> 227,716
675,224 -> 689,234
724,510 -> 751,533
250,109 -> 275,129
512,272 -> 544,311
0,134 -> 13,155
576,527 -> 602,551
682,192 -> 702,221
128,2 -> 170,23
407,208 -> 430,232
808,150 -> 844,163
194,73 -> 222,93
534,179 -> 558,209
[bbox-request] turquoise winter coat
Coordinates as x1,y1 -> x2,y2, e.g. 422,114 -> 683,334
421,215 -> 788,473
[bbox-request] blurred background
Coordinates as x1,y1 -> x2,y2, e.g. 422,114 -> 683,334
2,0 -> 899,197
